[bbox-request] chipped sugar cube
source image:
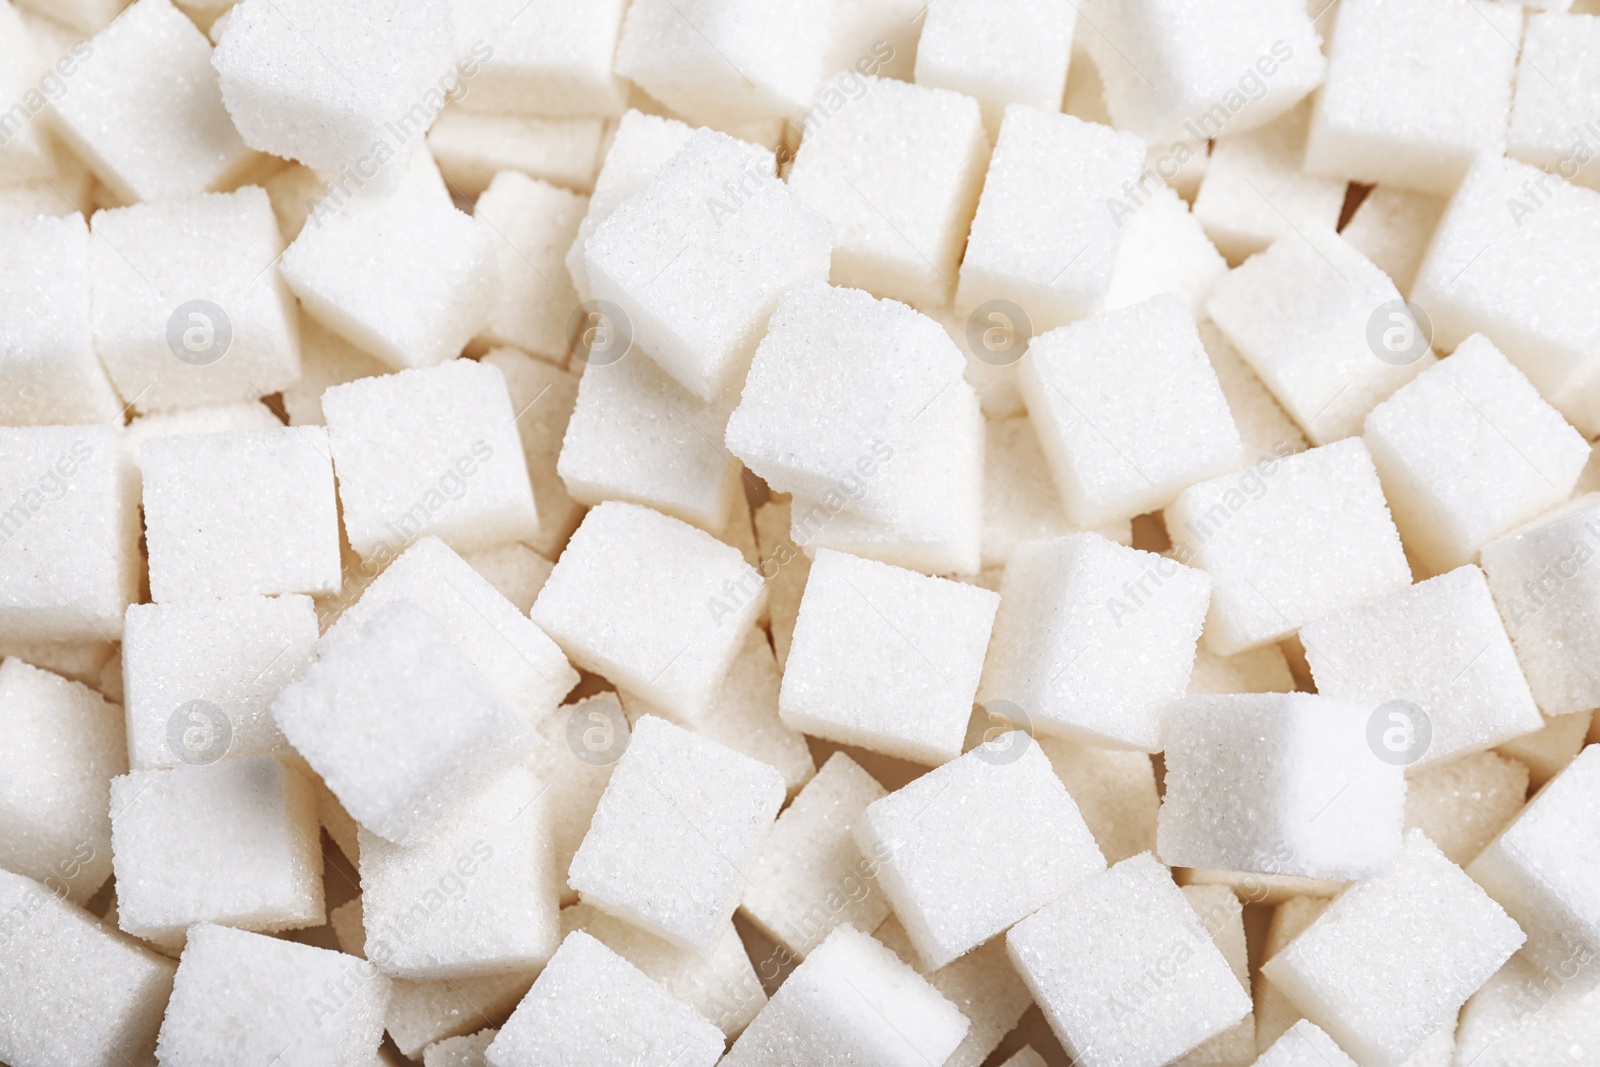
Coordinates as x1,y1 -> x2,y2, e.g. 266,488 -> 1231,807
1103,186 -> 1229,318
1338,187 -> 1445,297
425,1029 -> 497,1067
1507,12 -> 1600,194
914,0 -> 1077,133
449,0 -> 629,117
983,415 -> 1132,569
1404,751 -> 1529,867
1035,736 -> 1159,864
1174,884 -> 1255,1067
1254,1020 -> 1359,1067
480,348 -> 585,558
473,172 -> 587,363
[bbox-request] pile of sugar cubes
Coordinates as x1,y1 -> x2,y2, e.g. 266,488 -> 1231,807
6,0 -> 1600,1063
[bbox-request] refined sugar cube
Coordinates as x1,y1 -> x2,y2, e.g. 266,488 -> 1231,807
1166,438 -> 1411,655
1339,187 -> 1446,297
1496,708 -> 1591,788
779,549 -> 999,765
1036,736 -> 1159,864
429,109 -> 605,198
529,693 -> 618,904
754,498 -> 808,667
1159,693 -> 1407,880
1507,13 -> 1600,194
477,348 -> 585,553
449,0 -> 629,117
722,924 -> 971,1067
0,637 -> 114,690
1254,1020 -> 1359,1067
109,755 -> 323,949
121,400 -> 284,485
473,171 -> 587,363
978,532 -> 1212,751
983,415 -> 1132,569
461,542 -> 553,614
1404,751 -> 1529,867
0,3 -> 55,183
826,0 -> 920,81
1103,187 -> 1229,318
1175,884 -> 1255,1066
1187,641 -> 1296,696
1453,954 -> 1600,1067
855,737 -> 1106,970
1263,830 -> 1524,1066
567,715 -> 783,951
786,75 -> 988,309
1195,320 -> 1307,466
278,315 -> 387,426
1255,894 -> 1332,1049
1006,853 -> 1253,1067
914,0 -> 1077,133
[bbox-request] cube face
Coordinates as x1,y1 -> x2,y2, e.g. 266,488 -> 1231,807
1264,831 -> 1525,1067
479,349 -> 583,558
1306,0 -> 1518,193
473,171 -> 587,362
786,76 -> 987,310
568,715 -> 784,951
1453,954 -> 1600,1067
278,314 -> 387,426
450,0 -> 630,118
913,0 -> 1077,131
530,694 -> 623,904
1255,1020 -> 1359,1067
857,739 -> 1106,970
1005,853 -> 1253,1067
1508,13 -> 1600,193
1403,751 -> 1528,868
1194,320 -> 1307,468
779,549 -> 999,765
1339,187 -> 1446,297
983,415 -> 1132,569
428,110 -> 607,200
1103,187 -> 1228,319
959,108 -> 1144,331
1175,884 -> 1255,1066
141,428 -> 342,602
1036,737 -> 1160,865
1166,439 -> 1411,655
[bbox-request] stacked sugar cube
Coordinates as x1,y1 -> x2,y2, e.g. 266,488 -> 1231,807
1,0 -> 1598,1063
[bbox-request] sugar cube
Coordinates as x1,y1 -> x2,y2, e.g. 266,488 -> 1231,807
1404,751 -> 1529,867
1497,709 -> 1592,788
754,498 -> 808,667
479,348 -> 584,558
1254,1020 -> 1359,1067
1507,13 -> 1600,194
983,415 -> 1132,569
1195,320 -> 1307,466
999,1050 -> 1049,1067
1174,884 -> 1255,1066
0,637 -> 114,689
1339,187 -> 1446,296
473,172 -> 587,365
425,1030 -> 496,1067
914,0 -> 1077,133
826,0 -> 920,82
1103,187 -> 1230,318
1035,736 -> 1159,864
429,109 -> 604,198
1255,894 -> 1332,1049
120,400 -> 284,488
279,315 -> 388,426
1452,954 -> 1600,1067
449,0 -> 629,118
1187,641 -> 1297,695
461,543 -> 553,614
528,693 -> 619,905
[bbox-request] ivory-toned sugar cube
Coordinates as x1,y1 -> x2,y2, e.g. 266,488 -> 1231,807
473,172 -> 586,363
1452,954 -> 1600,1067
1507,13 -> 1600,194
1104,187 -> 1229,318
0,867 -> 175,1067
109,755 -> 323,949
480,348 -> 584,558
488,930 -> 724,1067
0,637 -> 114,691
978,532 -> 1212,751
1035,736 -> 1159,864
1497,709 -> 1591,788
982,416 -> 1132,569
1187,642 -> 1296,695
755,498 -> 808,667
529,694 -> 618,904
120,401 -> 283,488
780,549 -> 999,765
1255,1020 -> 1358,1066
786,76 -> 986,309
461,543 -> 552,614
1305,0 -> 1518,193
322,360 -> 540,561
583,128 -> 830,400
1007,853 -> 1253,1067
1175,884 -> 1255,1067
1159,693 -> 1407,880
428,110 -> 605,197
449,0 -> 628,117
279,315 -> 387,426
1166,439 -> 1411,655
49,0 -> 248,202
723,924 -> 971,1067
914,0 -> 1076,132
1339,187 -> 1446,296
1195,321 -> 1307,466
1264,831 -> 1524,1066
0,658 -> 122,904
567,715 -> 783,951
1255,894 -> 1332,1049
855,737 -> 1105,970
1404,751 -> 1529,867
156,923 -> 388,1067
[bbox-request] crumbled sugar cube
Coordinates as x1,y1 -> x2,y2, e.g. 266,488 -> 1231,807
425,1030 -> 496,1067
109,755 -> 323,949
1195,320 -> 1308,465
212,0 -> 455,190
89,186 -> 300,412
983,416 -> 1133,569
1103,186 -> 1229,318
449,0 -> 628,117
530,694 -> 617,905
567,714 -> 783,951
1160,693 -> 1406,880
1254,1020 -> 1359,1067
472,172 -> 587,363
723,924 -> 971,1067
1174,884 -> 1255,1067
1300,566 -> 1544,767
0,425 -> 136,641
754,498 -> 808,667
1410,156 -> 1600,432
531,501 -> 765,720
1508,13 -> 1600,194
1035,737 -> 1159,864
1364,335 -> 1589,573
0,867 -> 175,1067
1339,187 -> 1446,296
978,532 -> 1212,751
1496,709 -> 1591,788
0,658 -> 122,904
779,549 -> 999,765
1305,0 -> 1518,193
785,75 -> 986,309
488,931 -> 725,1067
1468,745 -> 1600,981
48,0 -> 248,202
1166,438 -> 1411,655
855,736 -> 1105,970
1206,226 -> 1433,445
1404,751 -> 1529,868
461,543 -> 553,614
279,315 -> 388,426
1263,830 -> 1524,1066
1187,642 -> 1297,695
1006,852 -> 1253,1067
480,349 -> 585,558
1453,954 -> 1600,1067
155,922 -> 388,1067
0,213 -> 120,426
583,127 -> 830,400
913,0 -> 1076,133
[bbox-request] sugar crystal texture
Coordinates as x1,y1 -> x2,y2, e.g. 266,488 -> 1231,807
982,415 -> 1133,569
1186,641 -> 1296,696
1452,953 -> 1600,1067
1103,187 -> 1229,318
425,1030 -> 496,1067
529,693 -> 618,905
1173,883 -> 1255,1067
472,172 -> 587,363
1496,708 -> 1591,788
448,0 -> 630,118
479,348 -> 584,558
461,542 -> 553,614
1339,187 -> 1446,297
1254,1020 -> 1359,1067
1403,751 -> 1528,867
914,0 -> 1077,133
1035,736 -> 1159,863
1507,13 -> 1600,194
428,109 -> 605,198
1194,320 -> 1307,468
279,314 -> 387,426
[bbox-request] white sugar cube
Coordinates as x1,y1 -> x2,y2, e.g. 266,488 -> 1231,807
786,75 -> 987,309
856,736 -> 1106,970
1300,566 -> 1544,767
960,108 -> 1143,331
722,924 -> 971,1067
488,931 -> 724,1067
1103,186 -> 1229,319
1195,321 -> 1308,466
0,637 -> 114,690
480,348 -> 584,558
1305,0 -> 1518,193
121,401 -> 284,489
1508,13 -> 1600,194
1453,954 -> 1600,1067
1255,894 -> 1332,1049
1496,708 -> 1591,788
530,694 -> 618,905
0,3 -> 55,183
584,128 -> 829,400
1187,642 -> 1296,695
914,0 -> 1077,133
462,543 -> 553,615
425,1030 -> 496,1067
531,502 -> 764,720
1036,737 -> 1159,864
0,867 -> 175,1067
449,0 -> 629,117
983,415 -> 1132,569
827,0 -> 920,81
109,755 -> 323,949
1263,831 -> 1524,1066
322,360 -> 540,561
567,715 -> 783,951
1255,1020 -> 1359,1067
1167,439 -> 1411,655
156,922 -> 388,1067
780,549 -> 999,765
1404,751 -> 1529,867
279,315 -> 387,426
1339,187 -> 1446,296
49,0 -> 248,202
978,532 -> 1212,751
473,172 -> 586,363
755,498 -> 808,667
1175,884 -> 1255,1066
1006,853 -> 1253,1067
429,110 -> 605,197
1159,693 -> 1407,880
